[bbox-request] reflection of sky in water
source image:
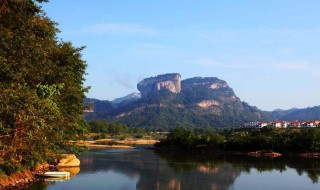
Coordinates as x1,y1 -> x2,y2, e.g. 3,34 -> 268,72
47,170 -> 139,190
232,168 -> 319,190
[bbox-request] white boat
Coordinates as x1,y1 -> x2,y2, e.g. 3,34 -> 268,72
38,171 -> 70,178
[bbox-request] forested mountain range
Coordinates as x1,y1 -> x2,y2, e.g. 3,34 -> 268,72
85,73 -> 279,130
271,106 -> 320,121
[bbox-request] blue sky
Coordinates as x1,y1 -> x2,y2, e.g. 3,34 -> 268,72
41,0 -> 320,111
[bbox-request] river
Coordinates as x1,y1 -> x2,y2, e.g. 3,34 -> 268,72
25,148 -> 320,190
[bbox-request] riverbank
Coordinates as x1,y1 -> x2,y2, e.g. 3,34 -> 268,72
24,146 -> 320,190
0,163 -> 51,190
0,138 -> 158,189
79,138 -> 159,148
0,154 -> 81,190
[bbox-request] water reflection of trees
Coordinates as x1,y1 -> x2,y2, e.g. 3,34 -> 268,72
78,149 -> 320,188
155,150 -> 320,183
26,149 -> 320,189
78,149 -> 241,190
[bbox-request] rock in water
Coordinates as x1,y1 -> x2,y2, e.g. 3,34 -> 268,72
57,154 -> 80,167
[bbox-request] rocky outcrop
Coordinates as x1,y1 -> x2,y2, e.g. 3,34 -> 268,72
56,154 -> 80,167
58,167 -> 80,177
85,73 -> 275,128
210,82 -> 228,89
182,77 -> 240,105
137,73 -> 181,97
197,100 -> 220,108
183,77 -> 229,90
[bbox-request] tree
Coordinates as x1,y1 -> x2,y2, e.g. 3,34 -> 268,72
0,0 -> 88,175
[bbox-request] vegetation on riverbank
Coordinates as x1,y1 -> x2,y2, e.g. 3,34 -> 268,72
0,163 -> 51,189
155,127 -> 320,155
71,121 -> 159,148
0,0 -> 88,179
87,120 -> 148,140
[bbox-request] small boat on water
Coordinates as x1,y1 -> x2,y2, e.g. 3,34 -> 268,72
37,171 -> 70,178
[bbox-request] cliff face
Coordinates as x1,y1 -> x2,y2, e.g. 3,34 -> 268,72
182,77 -> 240,107
137,73 -> 181,97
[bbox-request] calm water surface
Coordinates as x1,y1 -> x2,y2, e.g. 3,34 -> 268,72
26,148 -> 320,190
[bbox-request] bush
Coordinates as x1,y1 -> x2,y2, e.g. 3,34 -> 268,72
135,134 -> 143,139
93,133 -> 107,140
0,168 -> 6,175
158,128 -> 320,153
1,163 -> 20,175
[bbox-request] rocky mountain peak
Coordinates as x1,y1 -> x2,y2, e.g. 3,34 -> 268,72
182,77 -> 229,89
85,74 -> 276,128
137,73 -> 181,97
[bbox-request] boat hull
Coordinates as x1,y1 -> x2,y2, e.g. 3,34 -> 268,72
38,171 -> 70,178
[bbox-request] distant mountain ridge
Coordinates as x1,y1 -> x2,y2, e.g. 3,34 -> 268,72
84,73 -> 318,129
272,106 -> 320,121
112,92 -> 141,104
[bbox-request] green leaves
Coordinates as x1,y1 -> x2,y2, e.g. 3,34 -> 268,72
36,83 -> 64,99
0,0 -> 88,175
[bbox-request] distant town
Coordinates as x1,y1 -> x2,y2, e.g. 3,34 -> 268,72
240,120 -> 320,129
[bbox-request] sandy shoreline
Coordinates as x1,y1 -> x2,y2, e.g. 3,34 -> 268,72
78,138 -> 159,148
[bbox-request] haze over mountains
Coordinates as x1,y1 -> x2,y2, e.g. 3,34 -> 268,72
112,92 -> 141,104
85,73 -> 320,129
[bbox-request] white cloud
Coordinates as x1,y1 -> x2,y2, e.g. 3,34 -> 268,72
196,27 -> 320,44
131,44 -> 182,58
275,61 -> 310,71
186,56 -> 271,69
187,56 -> 320,78
278,48 -> 293,55
84,23 -> 158,35
311,65 -> 320,77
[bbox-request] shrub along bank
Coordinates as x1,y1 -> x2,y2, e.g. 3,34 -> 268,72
155,127 -> 320,154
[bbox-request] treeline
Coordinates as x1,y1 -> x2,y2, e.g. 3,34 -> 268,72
88,121 -> 146,139
0,0 -> 87,175
155,127 -> 320,153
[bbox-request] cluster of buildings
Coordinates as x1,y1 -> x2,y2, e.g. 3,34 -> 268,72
240,120 -> 320,129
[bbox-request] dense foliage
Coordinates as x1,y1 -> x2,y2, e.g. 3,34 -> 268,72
0,0 -> 88,175
88,120 -> 146,138
156,127 -> 320,153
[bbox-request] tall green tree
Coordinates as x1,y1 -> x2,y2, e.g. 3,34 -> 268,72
0,0 -> 88,174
